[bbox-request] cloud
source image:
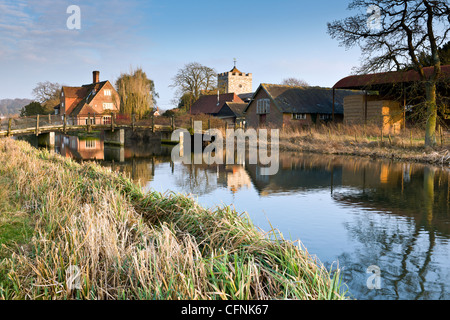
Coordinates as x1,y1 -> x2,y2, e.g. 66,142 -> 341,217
0,0 -> 150,64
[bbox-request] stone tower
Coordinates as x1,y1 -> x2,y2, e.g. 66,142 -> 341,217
218,64 -> 252,95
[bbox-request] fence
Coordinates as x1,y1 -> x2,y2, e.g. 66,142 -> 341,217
0,113 -> 234,136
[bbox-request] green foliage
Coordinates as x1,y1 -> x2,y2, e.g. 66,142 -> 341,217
19,101 -> 45,117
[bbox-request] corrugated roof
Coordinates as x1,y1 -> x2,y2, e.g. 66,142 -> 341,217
190,93 -> 244,115
333,65 -> 450,89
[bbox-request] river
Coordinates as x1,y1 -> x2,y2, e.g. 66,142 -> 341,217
28,133 -> 450,300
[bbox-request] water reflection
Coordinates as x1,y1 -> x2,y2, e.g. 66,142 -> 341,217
43,134 -> 450,300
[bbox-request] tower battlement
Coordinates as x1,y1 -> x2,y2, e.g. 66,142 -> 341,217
218,65 -> 253,95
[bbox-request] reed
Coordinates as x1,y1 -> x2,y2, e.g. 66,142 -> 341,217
0,138 -> 346,300
278,124 -> 449,166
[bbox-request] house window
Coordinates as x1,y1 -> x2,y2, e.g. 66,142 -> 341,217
319,114 -> 331,120
85,118 -> 95,125
85,140 -> 96,149
293,113 -> 307,120
103,116 -> 112,125
103,103 -> 114,110
256,99 -> 270,114
104,89 -> 112,96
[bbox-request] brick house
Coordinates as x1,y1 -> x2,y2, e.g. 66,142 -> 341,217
244,84 -> 355,128
56,71 -> 120,125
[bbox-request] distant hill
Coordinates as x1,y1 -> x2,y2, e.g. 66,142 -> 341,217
0,99 -> 33,116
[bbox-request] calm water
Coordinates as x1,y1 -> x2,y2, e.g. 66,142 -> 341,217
42,134 -> 450,299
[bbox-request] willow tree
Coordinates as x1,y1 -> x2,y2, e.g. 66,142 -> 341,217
328,0 -> 450,147
115,67 -> 158,119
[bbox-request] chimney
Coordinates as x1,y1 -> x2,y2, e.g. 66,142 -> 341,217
93,71 -> 100,84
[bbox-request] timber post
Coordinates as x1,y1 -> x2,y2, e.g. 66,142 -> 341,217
152,114 -> 155,133
48,114 -> 52,125
132,114 -> 136,132
63,114 -> 67,134
87,113 -> 92,133
171,116 -> 175,131
35,114 -> 40,136
7,118 -> 12,137
111,112 -> 115,133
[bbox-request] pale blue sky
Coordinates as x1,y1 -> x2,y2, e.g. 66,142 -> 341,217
0,0 -> 364,109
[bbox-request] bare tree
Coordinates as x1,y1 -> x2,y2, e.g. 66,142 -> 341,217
32,81 -> 61,113
328,0 -> 450,147
170,62 -> 217,111
281,77 -> 310,87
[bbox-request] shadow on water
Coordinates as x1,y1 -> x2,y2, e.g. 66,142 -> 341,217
23,133 -> 450,300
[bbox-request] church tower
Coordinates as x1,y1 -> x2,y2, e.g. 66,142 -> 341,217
218,61 -> 252,95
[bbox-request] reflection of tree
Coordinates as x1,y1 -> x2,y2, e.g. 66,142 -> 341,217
333,167 -> 448,300
423,167 -> 435,225
173,163 -> 222,196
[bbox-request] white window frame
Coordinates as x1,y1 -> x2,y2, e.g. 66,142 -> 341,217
256,99 -> 270,114
104,89 -> 112,96
102,116 -> 112,125
85,140 -> 96,149
103,103 -> 114,110
293,113 -> 307,120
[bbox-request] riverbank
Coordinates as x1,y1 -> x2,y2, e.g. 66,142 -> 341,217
0,137 -> 346,300
278,125 -> 450,167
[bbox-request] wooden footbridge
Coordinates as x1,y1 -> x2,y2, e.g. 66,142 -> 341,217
0,114 -> 178,146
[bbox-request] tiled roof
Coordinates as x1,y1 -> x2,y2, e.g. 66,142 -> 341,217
190,93 -> 244,115
226,102 -> 247,117
247,84 -> 358,115
63,81 -> 108,116
229,66 -> 243,74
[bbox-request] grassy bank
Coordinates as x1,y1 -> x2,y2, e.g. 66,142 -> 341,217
278,124 -> 450,166
0,138 -> 346,300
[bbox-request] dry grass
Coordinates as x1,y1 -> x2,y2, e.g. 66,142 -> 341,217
278,124 -> 450,166
0,138 -> 346,300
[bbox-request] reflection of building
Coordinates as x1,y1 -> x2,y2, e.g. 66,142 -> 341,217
226,165 -> 252,193
245,153 -> 343,195
56,134 -> 104,160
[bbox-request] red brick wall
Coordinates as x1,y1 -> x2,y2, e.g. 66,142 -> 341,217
88,82 -> 120,115
245,89 -> 283,128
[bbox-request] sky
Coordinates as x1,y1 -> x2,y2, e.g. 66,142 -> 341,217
0,0 -> 365,109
